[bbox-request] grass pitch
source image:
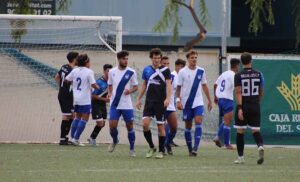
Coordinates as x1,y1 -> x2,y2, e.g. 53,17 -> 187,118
0,144 -> 299,182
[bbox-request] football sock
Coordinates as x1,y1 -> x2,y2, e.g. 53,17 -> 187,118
90,125 -> 102,139
66,119 -> 73,136
110,128 -> 119,144
127,128 -> 135,150
60,120 -> 69,139
70,118 -> 80,139
74,120 -> 87,140
236,133 -> 244,157
143,130 -> 155,148
184,128 -> 192,152
165,123 -> 170,139
252,132 -> 264,147
159,135 -> 166,152
223,125 -> 231,146
194,124 -> 202,151
165,130 -> 177,145
217,122 -> 224,138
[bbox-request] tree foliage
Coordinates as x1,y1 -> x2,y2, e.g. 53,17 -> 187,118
153,0 -> 208,51
153,0 -> 300,50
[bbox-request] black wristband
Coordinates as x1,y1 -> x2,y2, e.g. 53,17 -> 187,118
237,105 -> 242,110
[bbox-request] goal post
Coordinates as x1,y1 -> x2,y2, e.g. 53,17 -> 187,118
0,14 -> 122,53
0,14 -> 122,143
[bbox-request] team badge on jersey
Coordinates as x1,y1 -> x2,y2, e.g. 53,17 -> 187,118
197,75 -> 202,80
125,74 -> 130,79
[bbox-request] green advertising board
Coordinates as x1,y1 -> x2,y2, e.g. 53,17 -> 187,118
231,59 -> 300,145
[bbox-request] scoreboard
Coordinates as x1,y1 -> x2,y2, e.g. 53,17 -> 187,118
0,0 -> 55,15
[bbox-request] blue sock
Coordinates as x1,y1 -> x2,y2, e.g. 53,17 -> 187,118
165,123 -> 170,138
71,118 -> 80,139
165,130 -> 177,145
217,122 -> 224,138
223,125 -> 231,146
184,128 -> 192,152
127,128 -> 135,150
110,128 -> 118,144
194,124 -> 202,151
74,120 -> 87,140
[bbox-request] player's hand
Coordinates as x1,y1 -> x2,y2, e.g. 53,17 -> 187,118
214,96 -> 218,105
176,101 -> 183,110
238,108 -> 244,120
135,100 -> 142,110
124,89 -> 131,95
107,93 -> 112,100
207,101 -> 212,112
164,99 -> 170,108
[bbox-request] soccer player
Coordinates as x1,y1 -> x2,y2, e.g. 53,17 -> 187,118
54,52 -> 78,145
213,58 -> 240,150
176,50 -> 212,157
161,57 -> 186,154
66,54 -> 99,146
107,50 -> 138,157
87,64 -> 113,146
136,48 -> 171,159
234,52 -> 264,164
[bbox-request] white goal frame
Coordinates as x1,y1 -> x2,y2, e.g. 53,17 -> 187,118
0,14 -> 122,53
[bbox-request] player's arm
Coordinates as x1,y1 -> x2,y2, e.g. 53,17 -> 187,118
201,70 -> 212,111
135,80 -> 147,110
124,85 -> 138,95
202,84 -> 212,111
124,71 -> 139,95
259,72 -> 264,101
213,83 -> 218,105
107,85 -> 113,99
164,79 -> 171,107
234,74 -> 243,120
54,73 -> 61,86
175,85 -> 183,110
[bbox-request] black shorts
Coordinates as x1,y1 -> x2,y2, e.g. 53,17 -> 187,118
234,103 -> 261,129
143,100 -> 166,124
92,102 -> 107,121
58,96 -> 74,115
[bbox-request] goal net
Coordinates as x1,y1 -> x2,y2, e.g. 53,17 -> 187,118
0,14 -> 122,143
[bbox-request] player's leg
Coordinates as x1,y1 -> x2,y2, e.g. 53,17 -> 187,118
221,99 -> 234,149
165,111 -> 177,155
233,108 -> 247,164
143,102 -> 156,158
88,105 -> 107,146
58,97 -> 73,145
154,102 -> 167,159
70,105 -> 81,140
213,100 -> 224,148
73,105 -> 91,146
108,106 -> 120,152
249,104 -> 264,164
122,109 -> 136,157
183,108 -> 193,155
193,106 -> 204,155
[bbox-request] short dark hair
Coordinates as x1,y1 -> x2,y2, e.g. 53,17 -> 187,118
77,54 -> 89,67
149,48 -> 162,58
66,52 -> 79,63
161,56 -> 169,61
103,64 -> 113,71
117,50 -> 129,59
186,50 -> 198,59
240,52 -> 252,65
175,59 -> 186,66
230,58 -> 240,68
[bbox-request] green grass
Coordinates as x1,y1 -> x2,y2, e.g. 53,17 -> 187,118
0,144 -> 299,182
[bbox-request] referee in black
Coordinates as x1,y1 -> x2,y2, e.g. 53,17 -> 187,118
234,52 -> 265,164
